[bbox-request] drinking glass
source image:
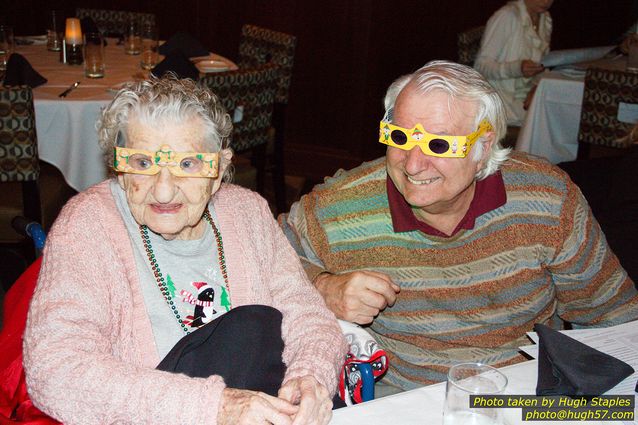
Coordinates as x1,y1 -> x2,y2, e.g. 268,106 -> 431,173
46,10 -> 64,51
442,363 -> 508,425
0,25 -> 15,71
124,19 -> 141,55
627,35 -> 638,73
84,32 -> 105,78
140,23 -> 159,70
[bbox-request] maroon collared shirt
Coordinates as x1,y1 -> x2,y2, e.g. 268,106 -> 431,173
387,171 -> 507,237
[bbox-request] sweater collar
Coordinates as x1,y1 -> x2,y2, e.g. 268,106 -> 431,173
387,171 -> 507,237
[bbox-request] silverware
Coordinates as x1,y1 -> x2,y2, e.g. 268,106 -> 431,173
58,81 -> 81,98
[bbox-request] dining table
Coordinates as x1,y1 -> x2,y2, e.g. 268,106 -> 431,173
515,55 -> 629,164
330,358 -> 637,425
15,37 -> 236,192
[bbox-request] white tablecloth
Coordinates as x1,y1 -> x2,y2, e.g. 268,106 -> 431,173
17,40 -> 235,191
515,72 -> 585,164
515,57 -> 628,165
330,360 -> 636,425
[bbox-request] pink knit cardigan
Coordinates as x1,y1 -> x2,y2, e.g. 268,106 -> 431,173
23,181 -> 347,425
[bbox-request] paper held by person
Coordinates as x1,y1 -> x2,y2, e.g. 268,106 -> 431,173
541,45 -> 615,68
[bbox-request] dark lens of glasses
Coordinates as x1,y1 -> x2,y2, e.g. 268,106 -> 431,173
429,139 -> 450,154
390,130 -> 408,145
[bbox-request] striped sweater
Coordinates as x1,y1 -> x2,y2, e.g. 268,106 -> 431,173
279,152 -> 638,390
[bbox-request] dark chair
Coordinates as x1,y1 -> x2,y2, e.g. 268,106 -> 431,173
577,67 -> 638,159
237,24 -> 297,214
457,25 -> 485,66
75,8 -> 156,37
0,86 -> 41,263
200,64 -> 280,199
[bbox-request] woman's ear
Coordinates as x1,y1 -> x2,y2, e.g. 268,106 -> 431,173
218,148 -> 233,177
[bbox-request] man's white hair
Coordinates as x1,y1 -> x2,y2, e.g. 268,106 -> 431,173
383,60 -> 510,180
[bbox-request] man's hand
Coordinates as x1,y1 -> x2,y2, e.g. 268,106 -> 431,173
218,388 -> 298,425
521,59 -> 544,78
314,271 -> 400,324
278,376 -> 332,425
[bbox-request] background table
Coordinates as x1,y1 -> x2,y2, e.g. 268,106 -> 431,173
17,40 -> 235,191
515,57 -> 628,164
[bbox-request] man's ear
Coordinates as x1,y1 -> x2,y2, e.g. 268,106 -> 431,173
478,131 -> 496,166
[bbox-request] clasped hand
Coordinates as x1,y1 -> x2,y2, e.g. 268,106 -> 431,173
314,270 -> 400,324
218,376 -> 332,425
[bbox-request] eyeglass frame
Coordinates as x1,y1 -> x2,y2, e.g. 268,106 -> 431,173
113,144 -> 220,178
378,119 -> 493,158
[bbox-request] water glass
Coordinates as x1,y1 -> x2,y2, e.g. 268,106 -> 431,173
84,32 -> 105,78
627,36 -> 638,73
46,10 -> 64,51
0,25 -> 14,71
124,20 -> 141,55
140,23 -> 159,70
442,363 -> 508,425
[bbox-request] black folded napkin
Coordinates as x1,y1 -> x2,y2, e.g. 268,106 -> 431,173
3,54 -> 47,88
158,31 -> 208,58
535,323 -> 634,396
151,51 -> 199,81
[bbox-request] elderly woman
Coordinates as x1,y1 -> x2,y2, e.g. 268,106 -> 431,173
23,76 -> 347,425
474,0 -> 553,126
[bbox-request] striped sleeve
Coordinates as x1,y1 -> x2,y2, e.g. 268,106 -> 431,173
546,177 -> 638,326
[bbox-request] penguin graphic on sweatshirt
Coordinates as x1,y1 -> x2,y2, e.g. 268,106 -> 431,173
180,281 -> 217,328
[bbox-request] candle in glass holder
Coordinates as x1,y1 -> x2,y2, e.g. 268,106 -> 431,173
65,18 -> 82,44
65,18 -> 83,65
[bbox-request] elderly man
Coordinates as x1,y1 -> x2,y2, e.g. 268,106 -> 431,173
279,60 -> 638,394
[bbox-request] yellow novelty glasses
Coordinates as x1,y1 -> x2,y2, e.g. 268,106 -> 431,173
378,119 -> 493,158
113,145 -> 219,178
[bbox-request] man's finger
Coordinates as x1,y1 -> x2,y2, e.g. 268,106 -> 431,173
365,279 -> 399,305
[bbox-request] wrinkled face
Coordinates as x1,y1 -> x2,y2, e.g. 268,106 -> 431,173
386,85 -> 493,219
524,0 -> 554,14
117,116 -> 224,240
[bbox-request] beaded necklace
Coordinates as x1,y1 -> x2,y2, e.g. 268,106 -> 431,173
138,208 -> 231,334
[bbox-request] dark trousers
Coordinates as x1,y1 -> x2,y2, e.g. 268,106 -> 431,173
155,304 -> 346,408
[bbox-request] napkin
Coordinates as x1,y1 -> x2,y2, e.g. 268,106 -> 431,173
3,53 -> 47,88
534,323 -> 634,396
156,305 -> 285,397
158,31 -> 209,58
151,51 -> 199,81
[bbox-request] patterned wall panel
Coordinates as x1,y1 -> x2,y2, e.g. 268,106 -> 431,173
0,86 -> 39,182
457,26 -> 485,66
238,25 -> 296,105
200,63 -> 280,152
76,8 -> 156,37
578,68 -> 638,148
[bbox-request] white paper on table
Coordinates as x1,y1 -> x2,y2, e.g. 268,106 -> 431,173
541,46 -> 615,68
617,102 -> 638,124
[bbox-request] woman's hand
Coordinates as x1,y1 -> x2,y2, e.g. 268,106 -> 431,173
218,388 -> 298,425
278,376 -> 333,425
521,59 -> 544,77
